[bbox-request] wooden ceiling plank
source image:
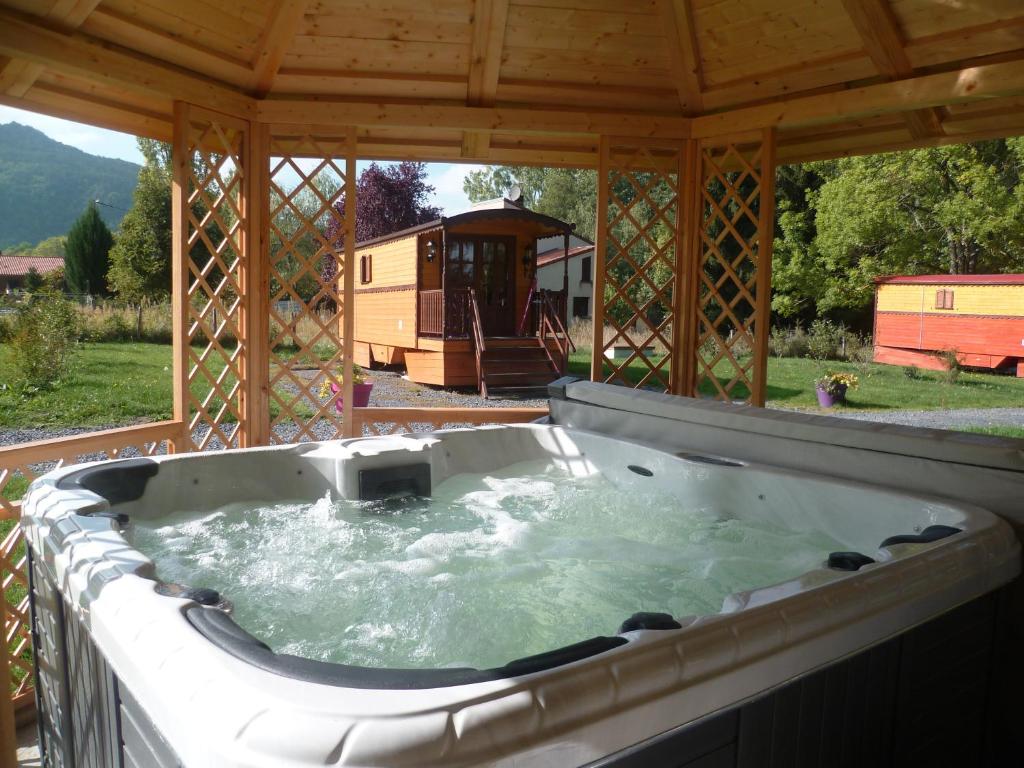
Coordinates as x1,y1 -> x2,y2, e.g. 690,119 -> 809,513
462,0 -> 509,158
250,0 -> 309,96
0,0 -> 100,97
658,0 -> 703,114
839,0 -> 943,139
691,55 -> 1024,138
0,7 -> 256,118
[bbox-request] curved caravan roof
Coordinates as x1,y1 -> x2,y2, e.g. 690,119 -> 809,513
354,206 -> 574,250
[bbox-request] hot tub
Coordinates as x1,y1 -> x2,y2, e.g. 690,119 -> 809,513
22,382 -> 1022,767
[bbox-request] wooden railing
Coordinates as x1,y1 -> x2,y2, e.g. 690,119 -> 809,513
1,420 -> 186,721
417,288 -> 475,338
468,288 -> 488,398
418,289 -> 444,336
538,290 -> 575,375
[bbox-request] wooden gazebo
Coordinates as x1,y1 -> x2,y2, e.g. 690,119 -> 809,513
4,0 -> 1024,746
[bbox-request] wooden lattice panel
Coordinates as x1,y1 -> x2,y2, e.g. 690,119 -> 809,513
592,139 -> 685,392
267,134 -> 353,443
692,131 -> 775,405
179,109 -> 250,451
1,422 -> 180,704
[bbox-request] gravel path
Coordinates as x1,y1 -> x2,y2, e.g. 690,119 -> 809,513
825,407 -> 1024,430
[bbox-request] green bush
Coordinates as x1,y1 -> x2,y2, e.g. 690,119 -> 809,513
937,349 -> 962,385
806,318 -> 844,361
903,365 -> 922,380
7,293 -> 79,387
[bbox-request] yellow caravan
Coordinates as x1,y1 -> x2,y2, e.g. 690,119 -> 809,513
342,201 -> 577,396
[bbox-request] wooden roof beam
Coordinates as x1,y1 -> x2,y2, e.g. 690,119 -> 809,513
0,8 -> 255,119
658,0 -> 703,114
259,98 -> 691,139
691,55 -> 1024,138
462,0 -> 510,159
0,0 -> 101,98
840,0 -> 945,140
249,0 -> 308,97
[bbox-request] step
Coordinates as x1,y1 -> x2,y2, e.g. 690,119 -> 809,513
482,347 -> 548,360
482,358 -> 555,373
484,371 -> 560,386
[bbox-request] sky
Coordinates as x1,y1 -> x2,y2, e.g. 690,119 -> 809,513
0,105 -> 482,214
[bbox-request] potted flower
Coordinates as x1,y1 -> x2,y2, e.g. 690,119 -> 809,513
318,364 -> 373,412
814,371 -> 858,408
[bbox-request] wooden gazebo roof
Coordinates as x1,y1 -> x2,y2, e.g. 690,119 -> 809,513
0,0 -> 1023,165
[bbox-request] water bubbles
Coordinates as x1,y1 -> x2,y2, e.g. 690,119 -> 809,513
128,459 -> 848,672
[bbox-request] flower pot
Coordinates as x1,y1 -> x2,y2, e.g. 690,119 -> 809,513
331,381 -> 373,412
816,384 -> 846,408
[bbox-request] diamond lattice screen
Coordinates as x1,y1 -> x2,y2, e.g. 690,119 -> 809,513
267,135 -> 352,443
693,136 -> 771,404
595,141 -> 684,392
182,115 -> 249,450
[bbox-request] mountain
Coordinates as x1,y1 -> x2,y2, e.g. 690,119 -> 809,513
0,122 -> 140,249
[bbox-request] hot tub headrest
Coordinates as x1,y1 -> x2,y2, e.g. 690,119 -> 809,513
56,458 -> 159,505
185,605 -> 627,690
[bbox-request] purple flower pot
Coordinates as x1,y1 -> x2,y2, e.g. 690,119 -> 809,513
330,381 -> 373,413
816,384 -> 846,408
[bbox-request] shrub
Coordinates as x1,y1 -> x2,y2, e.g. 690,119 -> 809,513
7,293 -> 79,387
768,323 -> 810,359
936,349 -> 961,384
806,318 -> 845,361
903,365 -> 922,380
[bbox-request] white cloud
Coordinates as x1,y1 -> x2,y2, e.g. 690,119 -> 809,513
427,162 -> 484,214
0,106 -> 144,164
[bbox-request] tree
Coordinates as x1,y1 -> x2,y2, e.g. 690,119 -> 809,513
809,141 -> 1024,317
320,162 -> 441,288
64,201 -> 114,295
23,267 -> 44,293
108,139 -> 173,335
33,235 -> 66,259
463,165 -> 596,239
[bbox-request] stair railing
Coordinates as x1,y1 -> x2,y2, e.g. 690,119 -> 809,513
538,291 -> 575,375
468,288 -> 488,398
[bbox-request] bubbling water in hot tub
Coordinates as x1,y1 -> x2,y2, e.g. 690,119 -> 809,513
127,459 -> 848,671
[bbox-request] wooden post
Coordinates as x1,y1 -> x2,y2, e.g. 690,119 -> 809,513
0,584 -> 16,768
562,230 -> 570,326
674,139 -> 701,397
440,228 -> 447,339
242,121 -> 271,445
170,101 -> 190,452
341,127 -> 357,438
752,127 -> 777,407
590,135 -> 610,382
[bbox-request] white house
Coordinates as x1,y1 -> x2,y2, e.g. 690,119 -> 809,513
536,235 -> 594,320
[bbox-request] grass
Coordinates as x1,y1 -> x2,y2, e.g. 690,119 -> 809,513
0,341 -> 316,430
570,350 -> 1024,412
962,425 -> 1024,439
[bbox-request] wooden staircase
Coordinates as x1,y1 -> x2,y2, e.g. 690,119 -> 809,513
479,338 -> 562,396
469,288 -> 574,398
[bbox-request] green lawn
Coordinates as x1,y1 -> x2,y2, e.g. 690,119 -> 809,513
0,342 -> 314,430
571,351 -> 1024,412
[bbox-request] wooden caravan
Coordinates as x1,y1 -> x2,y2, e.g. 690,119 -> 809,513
345,205 -> 576,395
873,275 -> 1024,376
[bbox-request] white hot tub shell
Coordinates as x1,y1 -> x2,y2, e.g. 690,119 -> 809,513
21,381 -> 1023,767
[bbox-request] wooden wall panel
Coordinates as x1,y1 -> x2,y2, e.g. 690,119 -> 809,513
875,313 -> 1024,358
877,283 -> 1024,316
354,235 -> 418,288
352,289 -> 419,347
